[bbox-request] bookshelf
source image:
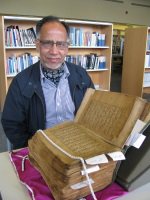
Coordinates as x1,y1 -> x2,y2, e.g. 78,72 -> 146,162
121,27 -> 150,98
112,25 -> 126,72
112,30 -> 124,56
0,15 -> 113,110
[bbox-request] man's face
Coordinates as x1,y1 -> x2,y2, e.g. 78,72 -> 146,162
36,22 -> 69,69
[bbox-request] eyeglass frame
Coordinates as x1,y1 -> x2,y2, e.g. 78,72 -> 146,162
37,39 -> 70,50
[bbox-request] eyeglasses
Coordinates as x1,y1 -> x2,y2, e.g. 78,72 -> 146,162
38,40 -> 69,50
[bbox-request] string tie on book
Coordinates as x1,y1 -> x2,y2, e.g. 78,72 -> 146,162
21,155 -> 29,172
38,129 -> 98,200
10,152 -> 29,172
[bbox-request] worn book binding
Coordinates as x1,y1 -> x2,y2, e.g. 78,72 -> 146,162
28,88 -> 150,200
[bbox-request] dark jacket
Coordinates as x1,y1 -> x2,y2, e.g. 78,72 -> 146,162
1,61 -> 94,149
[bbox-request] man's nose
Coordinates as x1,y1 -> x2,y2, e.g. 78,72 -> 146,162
49,44 -> 59,53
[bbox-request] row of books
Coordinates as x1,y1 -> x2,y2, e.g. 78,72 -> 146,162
65,54 -> 106,70
5,25 -> 36,47
145,54 -> 150,68
69,27 -> 106,47
6,52 -> 106,75
112,35 -> 124,55
147,33 -> 150,51
6,53 -> 39,75
143,72 -> 150,87
5,24 -> 106,48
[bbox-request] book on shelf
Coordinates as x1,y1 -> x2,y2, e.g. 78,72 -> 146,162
5,25 -> 36,47
69,26 -> 76,46
145,54 -> 150,68
65,54 -> 106,70
6,53 -> 39,75
5,25 -> 16,47
147,33 -> 150,51
28,88 -> 150,200
75,27 -> 84,46
97,33 -> 106,46
91,32 -> 97,46
68,26 -> 106,47
143,72 -> 150,87
98,55 -> 106,69
27,27 -> 36,42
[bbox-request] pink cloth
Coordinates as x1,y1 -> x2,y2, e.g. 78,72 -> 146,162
9,148 -> 127,200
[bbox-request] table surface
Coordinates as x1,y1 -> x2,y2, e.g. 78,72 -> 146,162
0,152 -> 31,200
0,151 -> 150,200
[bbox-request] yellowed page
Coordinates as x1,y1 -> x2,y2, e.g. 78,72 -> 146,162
75,89 -> 146,148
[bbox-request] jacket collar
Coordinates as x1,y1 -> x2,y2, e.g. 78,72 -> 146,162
22,61 -> 84,98
22,61 -> 44,98
67,62 -> 85,90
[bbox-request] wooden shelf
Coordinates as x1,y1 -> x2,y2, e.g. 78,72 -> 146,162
0,15 -> 113,110
6,46 -> 36,49
121,27 -> 150,97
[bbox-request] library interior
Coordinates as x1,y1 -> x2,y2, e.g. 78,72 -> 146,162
0,0 -> 150,200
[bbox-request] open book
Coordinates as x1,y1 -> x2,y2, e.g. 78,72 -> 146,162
28,89 -> 150,200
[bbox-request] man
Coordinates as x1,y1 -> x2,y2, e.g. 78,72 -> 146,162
1,15 -> 94,149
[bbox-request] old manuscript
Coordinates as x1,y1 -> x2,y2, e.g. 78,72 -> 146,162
28,88 -> 150,200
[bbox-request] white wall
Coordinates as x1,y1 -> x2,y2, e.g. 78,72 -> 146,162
0,0 -> 150,25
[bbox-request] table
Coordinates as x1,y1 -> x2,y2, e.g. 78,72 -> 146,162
0,152 -> 31,200
0,151 -> 150,200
